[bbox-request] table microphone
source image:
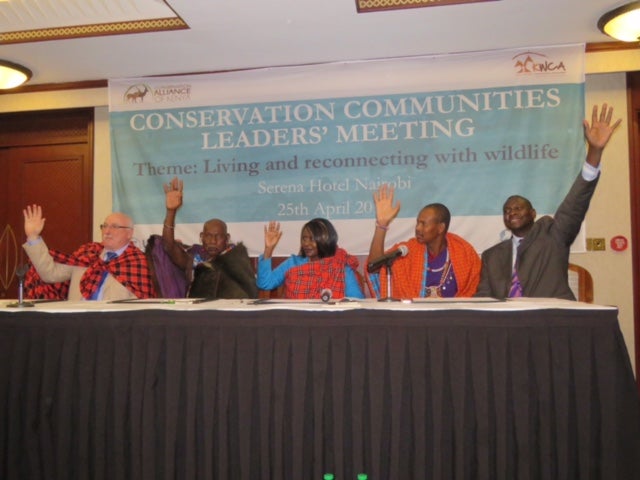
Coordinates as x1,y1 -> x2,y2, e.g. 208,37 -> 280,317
320,288 -> 332,303
8,264 -> 35,308
367,245 -> 409,272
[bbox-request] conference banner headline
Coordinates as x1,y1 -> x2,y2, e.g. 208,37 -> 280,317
109,44 -> 585,255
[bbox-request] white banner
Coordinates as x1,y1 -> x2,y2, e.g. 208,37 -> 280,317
109,44 -> 586,256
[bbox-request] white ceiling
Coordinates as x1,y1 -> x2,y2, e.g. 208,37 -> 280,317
0,0 -> 632,87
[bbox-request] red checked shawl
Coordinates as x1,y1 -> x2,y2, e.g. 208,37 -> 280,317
24,242 -> 156,300
378,233 -> 481,299
284,247 -> 359,299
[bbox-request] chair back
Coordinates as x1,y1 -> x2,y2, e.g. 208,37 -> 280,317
568,262 -> 594,303
253,256 -> 286,299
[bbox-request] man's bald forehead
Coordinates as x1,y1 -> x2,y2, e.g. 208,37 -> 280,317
105,212 -> 133,227
203,218 -> 227,233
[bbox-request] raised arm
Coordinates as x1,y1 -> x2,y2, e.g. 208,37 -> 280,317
551,104 -> 622,245
23,204 -> 75,283
367,184 -> 401,270
162,177 -> 190,269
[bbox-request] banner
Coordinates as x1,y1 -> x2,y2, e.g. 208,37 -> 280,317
109,44 -> 585,256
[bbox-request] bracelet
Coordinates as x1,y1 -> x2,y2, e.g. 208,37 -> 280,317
375,222 -> 389,231
163,223 -> 175,230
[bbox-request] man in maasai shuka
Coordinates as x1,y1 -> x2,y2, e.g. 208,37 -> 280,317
160,176 -> 257,299
367,185 -> 480,299
22,204 -> 156,301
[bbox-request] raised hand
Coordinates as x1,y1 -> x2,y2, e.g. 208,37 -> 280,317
163,176 -> 184,211
373,183 -> 401,227
583,103 -> 621,150
583,103 -> 621,168
264,221 -> 283,251
23,204 -> 46,240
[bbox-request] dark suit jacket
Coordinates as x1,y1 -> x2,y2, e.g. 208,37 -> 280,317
475,173 -> 599,299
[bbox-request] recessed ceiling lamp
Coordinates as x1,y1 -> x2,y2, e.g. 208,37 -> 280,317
598,2 -> 640,42
0,60 -> 32,89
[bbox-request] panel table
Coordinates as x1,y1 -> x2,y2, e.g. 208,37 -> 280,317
1,298 -> 639,479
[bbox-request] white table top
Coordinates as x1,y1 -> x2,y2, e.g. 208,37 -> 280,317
0,297 -> 617,314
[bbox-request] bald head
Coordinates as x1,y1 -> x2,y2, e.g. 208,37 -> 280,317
203,218 -> 228,234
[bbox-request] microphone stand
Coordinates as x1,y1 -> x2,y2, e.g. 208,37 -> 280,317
8,264 -> 35,308
379,258 -> 400,302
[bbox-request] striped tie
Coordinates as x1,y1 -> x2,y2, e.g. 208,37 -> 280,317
509,239 -> 523,297
509,268 -> 523,297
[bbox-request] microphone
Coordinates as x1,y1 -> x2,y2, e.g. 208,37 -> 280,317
320,288 -> 332,303
8,264 -> 35,308
367,245 -> 409,272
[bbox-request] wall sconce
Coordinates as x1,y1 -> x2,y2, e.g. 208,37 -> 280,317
0,60 -> 32,89
598,2 -> 640,42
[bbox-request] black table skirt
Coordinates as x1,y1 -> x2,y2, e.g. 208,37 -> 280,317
1,307 -> 639,479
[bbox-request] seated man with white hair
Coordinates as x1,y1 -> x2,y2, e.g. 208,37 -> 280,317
22,204 -> 156,301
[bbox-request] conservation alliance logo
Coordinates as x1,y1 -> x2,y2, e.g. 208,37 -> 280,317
512,51 -> 566,75
123,83 -> 191,104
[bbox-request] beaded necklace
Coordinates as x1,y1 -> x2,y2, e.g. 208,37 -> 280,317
421,249 -> 452,297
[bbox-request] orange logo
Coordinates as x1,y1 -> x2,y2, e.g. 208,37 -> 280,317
512,51 -> 566,75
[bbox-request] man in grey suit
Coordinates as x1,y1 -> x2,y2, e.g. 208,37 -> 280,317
475,103 -> 621,300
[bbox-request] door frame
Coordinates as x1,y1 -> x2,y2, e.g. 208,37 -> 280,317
626,72 -> 640,386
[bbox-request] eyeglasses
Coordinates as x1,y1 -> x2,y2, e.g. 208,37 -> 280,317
99,224 -> 133,231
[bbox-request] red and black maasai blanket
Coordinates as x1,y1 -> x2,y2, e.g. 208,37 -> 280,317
24,242 -> 156,300
284,247 -> 359,299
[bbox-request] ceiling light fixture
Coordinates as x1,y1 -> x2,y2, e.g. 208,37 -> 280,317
598,2 -> 640,42
0,60 -> 32,89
